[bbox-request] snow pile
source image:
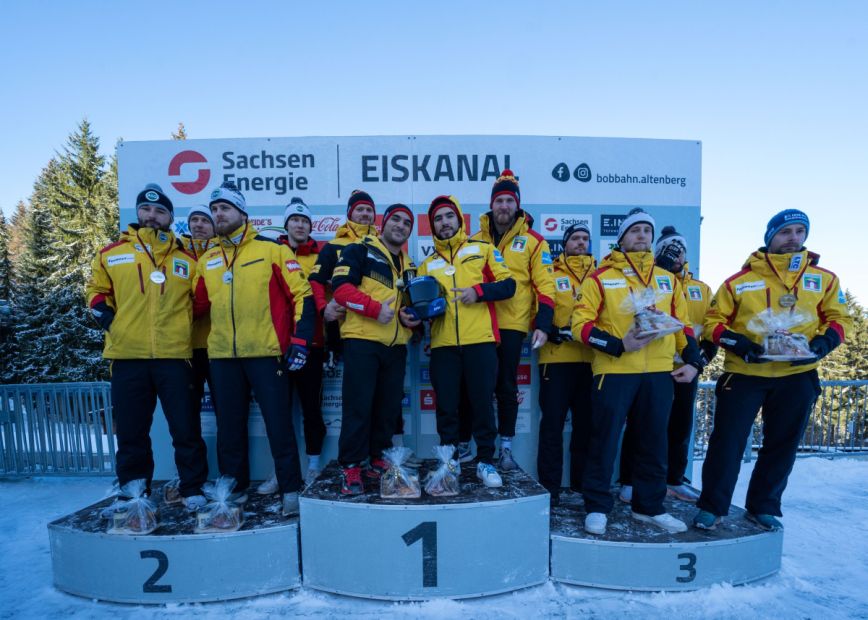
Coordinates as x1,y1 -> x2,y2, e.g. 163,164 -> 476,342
1,457 -> 866,619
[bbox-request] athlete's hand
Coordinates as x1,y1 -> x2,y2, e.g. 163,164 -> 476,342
399,307 -> 421,328
451,287 -> 479,304
622,327 -> 655,352
377,296 -> 396,324
324,299 -> 346,322
531,329 -> 548,349
286,344 -> 308,371
671,364 -> 698,383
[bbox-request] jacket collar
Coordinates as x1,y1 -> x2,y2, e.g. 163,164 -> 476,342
219,222 -> 254,248
745,248 -> 817,289
127,224 -> 176,257
556,253 -> 596,282
432,227 -> 468,257
602,249 -> 656,286
478,209 -> 532,249
335,219 -> 376,241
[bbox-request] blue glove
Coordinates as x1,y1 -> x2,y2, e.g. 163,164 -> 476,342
286,344 -> 308,371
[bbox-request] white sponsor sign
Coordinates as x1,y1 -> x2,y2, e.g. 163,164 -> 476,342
540,213 -> 593,237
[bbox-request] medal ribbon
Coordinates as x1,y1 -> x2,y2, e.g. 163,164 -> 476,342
135,230 -> 172,277
762,253 -> 808,310
622,252 -> 654,288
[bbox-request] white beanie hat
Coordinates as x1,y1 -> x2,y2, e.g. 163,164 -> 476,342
284,197 -> 312,228
617,208 -> 656,244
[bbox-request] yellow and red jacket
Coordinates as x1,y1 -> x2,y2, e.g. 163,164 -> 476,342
308,219 -> 377,312
87,225 -> 195,360
278,235 -> 325,348
192,223 -> 314,358
470,211 -> 555,334
181,235 -> 217,350
539,253 -> 596,365
331,234 -> 416,347
706,249 -> 851,378
418,201 -> 515,348
677,266 -> 713,338
572,250 -> 697,376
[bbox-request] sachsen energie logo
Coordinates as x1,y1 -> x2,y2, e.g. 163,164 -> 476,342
168,150 -> 211,195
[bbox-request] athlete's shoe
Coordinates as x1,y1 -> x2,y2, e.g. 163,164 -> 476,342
304,468 -> 321,488
632,511 -> 688,533
403,453 -> 424,469
341,465 -> 364,495
256,472 -> 278,495
692,509 -> 722,531
227,491 -> 248,505
584,512 -> 608,535
497,447 -> 518,472
667,483 -> 701,502
747,512 -> 783,531
282,492 -> 300,516
457,442 -> 474,463
618,485 -> 633,503
183,494 -> 208,512
476,462 -> 503,488
365,457 -> 389,480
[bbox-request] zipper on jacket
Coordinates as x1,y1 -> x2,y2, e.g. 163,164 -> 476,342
137,264 -> 144,293
230,266 -> 238,357
450,246 -> 460,347
597,374 -> 606,391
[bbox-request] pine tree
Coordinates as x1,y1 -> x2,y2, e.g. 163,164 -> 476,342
9,200 -> 28,262
0,211 -> 14,382
0,211 -> 11,300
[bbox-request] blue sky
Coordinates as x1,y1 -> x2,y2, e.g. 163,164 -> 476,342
1,1 -> 866,301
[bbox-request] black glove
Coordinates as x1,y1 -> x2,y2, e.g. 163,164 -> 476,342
286,344 -> 308,371
655,241 -> 685,273
680,335 -> 704,371
91,302 -> 115,332
547,325 -> 573,345
718,329 -> 767,363
699,340 -> 718,366
791,330 -> 840,366
586,326 -> 625,357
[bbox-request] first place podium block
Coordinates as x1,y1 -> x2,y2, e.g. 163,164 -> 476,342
300,461 -> 550,600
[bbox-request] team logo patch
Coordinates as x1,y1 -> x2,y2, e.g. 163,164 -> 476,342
735,281 -> 765,294
134,244 -> 144,253
802,274 -> 822,293
556,277 -> 571,292
622,267 -> 636,276
206,257 -> 224,270
145,190 -> 160,202
788,254 -> 803,272
172,258 -> 189,279
687,285 -> 703,301
427,258 -> 447,271
655,275 -> 672,293
333,265 -> 351,277
541,251 -> 553,265
492,249 -> 505,263
838,289 -> 847,304
511,236 -> 527,252
106,254 -> 135,267
601,278 -> 627,289
457,245 -> 479,257
286,260 -> 301,272
158,232 -> 168,242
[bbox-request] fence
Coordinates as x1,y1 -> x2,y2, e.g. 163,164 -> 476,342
1,382 -> 114,475
2,380 -> 866,476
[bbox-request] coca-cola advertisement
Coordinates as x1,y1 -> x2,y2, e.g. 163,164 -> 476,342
310,214 -> 346,240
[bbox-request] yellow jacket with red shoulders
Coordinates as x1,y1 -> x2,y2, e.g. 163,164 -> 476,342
192,223 -> 315,358
331,234 -> 416,347
705,249 -> 851,378
470,210 -> 555,334
539,253 -> 596,364
181,235 -> 217,350
572,250 -> 698,376
86,225 -> 195,360
418,200 -> 516,348
677,266 -> 713,340
278,235 -> 325,348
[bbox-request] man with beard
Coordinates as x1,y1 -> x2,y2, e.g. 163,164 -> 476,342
330,204 -> 420,494
461,170 -> 556,471
193,182 -> 315,516
536,222 -> 596,507
87,183 -> 208,511
572,209 -> 703,535
418,195 -> 516,488
693,210 -> 851,532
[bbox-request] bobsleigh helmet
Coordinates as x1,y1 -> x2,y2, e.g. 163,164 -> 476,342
403,276 -> 447,321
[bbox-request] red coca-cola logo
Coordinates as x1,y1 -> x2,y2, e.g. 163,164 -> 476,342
311,216 -> 345,233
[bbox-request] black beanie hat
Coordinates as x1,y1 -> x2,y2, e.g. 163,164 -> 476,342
382,203 -> 414,229
428,195 -> 463,236
136,183 -> 174,214
490,169 -> 520,208
347,190 -> 375,220
562,222 -> 592,251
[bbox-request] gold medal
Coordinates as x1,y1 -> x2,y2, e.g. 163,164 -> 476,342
444,266 -> 456,276
149,271 -> 166,284
779,293 -> 797,308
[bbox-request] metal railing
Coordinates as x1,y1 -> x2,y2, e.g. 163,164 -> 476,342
1,382 -> 115,475
694,380 -> 868,460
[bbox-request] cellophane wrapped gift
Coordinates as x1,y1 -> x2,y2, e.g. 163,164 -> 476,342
747,308 -> 814,361
620,287 -> 684,338
195,476 -> 244,533
424,445 -> 461,497
380,447 -> 422,499
108,479 -> 159,535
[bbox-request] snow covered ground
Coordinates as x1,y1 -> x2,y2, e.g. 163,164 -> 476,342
2,457 -> 867,619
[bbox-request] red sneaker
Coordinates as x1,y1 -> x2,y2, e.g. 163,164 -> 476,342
340,465 -> 364,495
365,457 -> 389,480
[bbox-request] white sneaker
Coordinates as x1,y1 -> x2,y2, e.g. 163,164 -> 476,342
584,512 -> 608,535
304,468 -> 321,488
618,485 -> 632,503
667,483 -> 701,503
631,511 -> 688,533
183,494 -> 208,512
476,462 -> 503,488
257,472 -> 278,495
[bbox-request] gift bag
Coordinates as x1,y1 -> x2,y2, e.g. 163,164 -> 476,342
380,447 -> 422,499
107,479 -> 159,535
424,445 -> 461,497
195,476 -> 244,533
621,287 -> 684,338
747,308 -> 814,361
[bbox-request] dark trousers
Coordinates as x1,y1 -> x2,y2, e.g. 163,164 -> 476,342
620,376 -> 699,486
191,348 -> 212,421
209,357 -> 303,494
290,346 -> 326,455
430,343 -> 498,463
537,362 -> 593,494
458,328 -> 524,441
698,370 -> 820,517
112,359 -> 208,497
338,339 -> 407,465
582,372 -> 673,516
